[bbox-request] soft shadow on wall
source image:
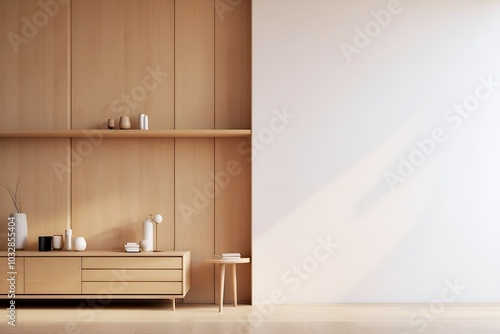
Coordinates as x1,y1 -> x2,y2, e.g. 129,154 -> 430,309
253,0 -> 500,303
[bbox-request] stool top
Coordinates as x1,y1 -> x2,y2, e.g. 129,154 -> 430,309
206,257 -> 250,264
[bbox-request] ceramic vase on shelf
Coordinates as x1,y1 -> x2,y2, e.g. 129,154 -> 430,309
138,114 -> 149,130
10,213 -> 28,250
119,116 -> 131,129
74,236 -> 87,251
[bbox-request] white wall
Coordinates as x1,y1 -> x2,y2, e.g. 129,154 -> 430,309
253,0 -> 500,303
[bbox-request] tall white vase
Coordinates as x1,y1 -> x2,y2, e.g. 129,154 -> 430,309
141,218 -> 153,252
11,213 -> 28,250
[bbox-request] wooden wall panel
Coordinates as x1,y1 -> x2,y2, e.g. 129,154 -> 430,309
215,138 -> 251,303
0,139 -> 71,250
71,139 -> 174,251
215,0 -> 251,129
0,0 -> 70,130
72,0 -> 174,130
175,139 -> 215,303
0,0 -> 251,304
175,0 -> 214,129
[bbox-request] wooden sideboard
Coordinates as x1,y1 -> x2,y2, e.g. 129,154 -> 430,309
0,250 -> 190,310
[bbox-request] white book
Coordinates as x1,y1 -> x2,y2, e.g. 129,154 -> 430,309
215,253 -> 241,259
222,253 -> 241,257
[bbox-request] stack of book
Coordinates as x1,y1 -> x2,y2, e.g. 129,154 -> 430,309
215,252 -> 241,259
124,242 -> 140,253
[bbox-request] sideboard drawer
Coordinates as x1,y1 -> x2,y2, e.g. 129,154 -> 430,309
0,257 -> 24,295
82,257 -> 182,269
25,258 -> 81,294
82,269 -> 182,282
82,282 -> 183,294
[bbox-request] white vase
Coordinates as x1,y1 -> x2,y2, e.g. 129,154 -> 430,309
73,236 -> 87,251
10,213 -> 28,250
65,229 -> 72,251
142,218 -> 153,252
140,239 -> 151,252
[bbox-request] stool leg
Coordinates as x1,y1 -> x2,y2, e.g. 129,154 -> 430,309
232,263 -> 238,307
219,263 -> 226,312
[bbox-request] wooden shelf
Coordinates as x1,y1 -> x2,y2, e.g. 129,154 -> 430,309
0,129 -> 251,138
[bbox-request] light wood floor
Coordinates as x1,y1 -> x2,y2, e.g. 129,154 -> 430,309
1,300 -> 500,333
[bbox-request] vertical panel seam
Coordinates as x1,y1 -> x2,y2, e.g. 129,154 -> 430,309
213,0 -> 217,303
69,0 -> 73,230
172,0 -> 177,252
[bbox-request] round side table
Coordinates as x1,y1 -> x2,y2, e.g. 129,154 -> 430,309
205,257 -> 250,312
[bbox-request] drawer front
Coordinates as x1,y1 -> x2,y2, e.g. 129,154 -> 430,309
25,258 -> 81,294
82,269 -> 182,282
0,257 -> 24,295
82,282 -> 183,295
82,257 -> 182,269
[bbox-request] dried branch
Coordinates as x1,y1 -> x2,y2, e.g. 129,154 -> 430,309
1,180 -> 22,213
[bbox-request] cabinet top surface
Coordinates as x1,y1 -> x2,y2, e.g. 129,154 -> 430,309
1,250 -> 190,257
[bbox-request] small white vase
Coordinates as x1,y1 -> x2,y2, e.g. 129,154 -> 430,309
140,239 -> 152,252
73,236 -> 87,251
10,213 -> 28,250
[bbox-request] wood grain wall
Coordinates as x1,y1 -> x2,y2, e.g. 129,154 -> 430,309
0,0 -> 251,304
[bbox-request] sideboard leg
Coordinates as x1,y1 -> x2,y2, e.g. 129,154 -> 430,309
172,298 -> 176,311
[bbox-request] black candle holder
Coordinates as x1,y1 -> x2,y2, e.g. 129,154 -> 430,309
38,236 -> 52,251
